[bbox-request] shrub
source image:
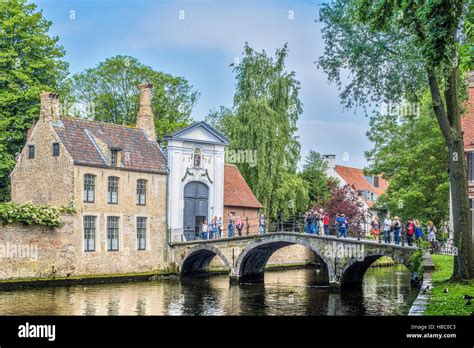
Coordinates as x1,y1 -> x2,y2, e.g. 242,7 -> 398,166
0,202 -> 75,228
408,249 -> 424,276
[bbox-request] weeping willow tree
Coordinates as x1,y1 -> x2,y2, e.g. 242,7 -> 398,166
206,43 -> 308,218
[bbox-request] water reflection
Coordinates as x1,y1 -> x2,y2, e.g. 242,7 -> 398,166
0,266 -> 417,316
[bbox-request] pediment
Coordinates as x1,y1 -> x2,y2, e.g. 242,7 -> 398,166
164,121 -> 228,145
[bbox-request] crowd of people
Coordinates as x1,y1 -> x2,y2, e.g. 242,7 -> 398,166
304,207 -> 441,246
377,215 -> 438,247
199,213 -> 268,240
199,216 -> 223,240
199,209 -> 441,248
303,208 -> 348,238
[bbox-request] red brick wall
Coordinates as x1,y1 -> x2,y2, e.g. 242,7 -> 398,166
223,206 -> 260,235
462,86 -> 474,150
462,86 -> 474,198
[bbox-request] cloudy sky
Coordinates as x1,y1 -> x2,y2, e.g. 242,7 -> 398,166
35,0 -> 372,168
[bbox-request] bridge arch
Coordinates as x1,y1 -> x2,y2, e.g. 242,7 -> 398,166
340,251 -> 411,288
234,235 -> 334,284
180,245 -> 232,276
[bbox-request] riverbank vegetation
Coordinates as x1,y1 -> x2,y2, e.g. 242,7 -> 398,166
425,255 -> 474,316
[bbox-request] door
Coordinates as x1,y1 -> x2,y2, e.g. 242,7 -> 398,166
183,181 -> 209,240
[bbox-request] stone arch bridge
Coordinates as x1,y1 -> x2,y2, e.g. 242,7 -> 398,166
169,232 -> 418,288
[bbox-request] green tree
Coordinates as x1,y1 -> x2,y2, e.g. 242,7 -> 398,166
0,0 -> 68,201
365,95 -> 450,226
300,150 -> 335,208
207,43 -> 307,218
66,55 -> 199,141
318,0 -> 473,279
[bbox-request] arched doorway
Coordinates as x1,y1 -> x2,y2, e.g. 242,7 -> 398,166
183,181 -> 209,240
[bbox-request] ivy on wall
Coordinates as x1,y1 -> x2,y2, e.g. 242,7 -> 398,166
0,202 -> 75,228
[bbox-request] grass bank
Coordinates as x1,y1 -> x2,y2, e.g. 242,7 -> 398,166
424,254 -> 474,316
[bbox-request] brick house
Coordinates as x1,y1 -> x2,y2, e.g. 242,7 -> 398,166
452,72 -> 474,238
9,81 -> 264,277
10,84 -> 169,275
224,164 -> 263,234
323,154 -> 389,233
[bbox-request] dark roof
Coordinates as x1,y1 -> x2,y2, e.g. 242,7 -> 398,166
224,164 -> 263,209
52,117 -> 167,174
164,121 -> 229,145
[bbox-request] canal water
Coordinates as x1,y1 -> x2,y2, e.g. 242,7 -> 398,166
0,265 -> 418,316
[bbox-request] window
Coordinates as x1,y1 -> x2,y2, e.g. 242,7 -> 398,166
83,174 -> 95,203
467,152 -> 474,181
84,216 -> 96,252
52,143 -> 60,157
373,175 -> 380,188
110,149 -> 118,166
137,179 -> 147,205
28,145 -> 35,159
107,216 -> 119,251
107,176 -> 119,204
137,217 -> 147,250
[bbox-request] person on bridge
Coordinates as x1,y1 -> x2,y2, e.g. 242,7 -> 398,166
305,211 -> 314,234
259,214 -> 267,234
227,213 -> 235,238
393,217 -> 401,245
323,212 -> 330,236
414,220 -> 423,241
370,217 -> 381,242
212,218 -> 219,239
336,214 -> 347,239
201,220 -> 209,240
217,216 -> 223,238
406,219 -> 414,246
312,210 -> 321,234
236,216 -> 243,237
383,215 -> 392,244
427,221 -> 438,251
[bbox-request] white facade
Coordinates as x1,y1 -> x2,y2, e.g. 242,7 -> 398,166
165,122 -> 228,242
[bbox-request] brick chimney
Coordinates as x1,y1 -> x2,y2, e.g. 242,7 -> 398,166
40,92 -> 60,121
136,83 -> 156,141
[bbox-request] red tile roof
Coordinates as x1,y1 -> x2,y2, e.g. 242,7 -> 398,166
461,84 -> 474,150
52,117 -> 167,174
224,164 -> 263,209
335,165 -> 389,207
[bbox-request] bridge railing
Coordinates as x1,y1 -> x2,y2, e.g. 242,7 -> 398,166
172,215 -> 418,248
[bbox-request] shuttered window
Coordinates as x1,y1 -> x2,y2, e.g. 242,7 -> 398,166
468,152 -> 474,181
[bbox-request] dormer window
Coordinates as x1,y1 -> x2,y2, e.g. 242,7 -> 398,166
110,149 -> 118,166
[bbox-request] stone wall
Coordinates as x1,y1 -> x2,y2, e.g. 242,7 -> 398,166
0,212 -> 169,281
